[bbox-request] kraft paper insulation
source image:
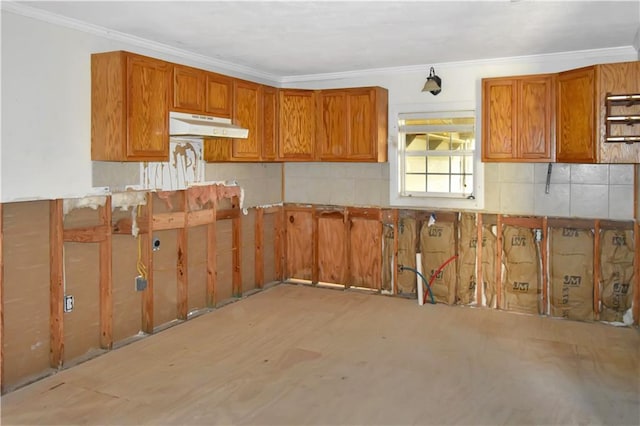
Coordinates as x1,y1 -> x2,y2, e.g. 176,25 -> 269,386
457,213 -> 476,305
549,228 -> 594,321
397,217 -> 417,294
420,220 -> 456,305
482,225 -> 498,308
502,226 -> 541,314
599,229 -> 635,323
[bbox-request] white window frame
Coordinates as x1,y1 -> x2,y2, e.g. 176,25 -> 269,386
389,103 -> 484,210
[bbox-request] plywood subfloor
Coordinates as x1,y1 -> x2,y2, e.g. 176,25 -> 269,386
2,284 -> 639,425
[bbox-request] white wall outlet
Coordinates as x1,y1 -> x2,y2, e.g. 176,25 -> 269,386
64,295 -> 74,313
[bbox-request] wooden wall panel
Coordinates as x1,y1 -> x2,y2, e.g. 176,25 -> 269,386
241,210 -> 256,293
350,218 -> 382,290
63,206 -> 101,228
62,243 -> 100,362
215,220 -> 234,304
263,213 -> 277,284
153,230 -> 178,327
111,231 -> 141,343
317,215 -> 347,284
2,201 -> 51,390
285,209 -> 313,280
187,226 -> 207,314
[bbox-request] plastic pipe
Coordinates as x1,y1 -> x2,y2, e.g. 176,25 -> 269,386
416,253 -> 424,306
399,265 -> 435,305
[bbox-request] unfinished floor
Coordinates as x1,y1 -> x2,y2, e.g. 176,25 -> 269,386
1,284 -> 639,425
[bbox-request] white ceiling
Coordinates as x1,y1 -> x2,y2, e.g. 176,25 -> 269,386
13,1 -> 640,78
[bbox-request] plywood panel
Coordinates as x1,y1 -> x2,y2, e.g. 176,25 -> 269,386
216,220 -> 234,304
2,201 -> 51,390
63,243 -> 100,362
153,230 -> 177,327
350,218 -> 381,289
263,213 -> 277,283
241,210 -> 256,293
317,216 -> 346,284
111,227 -> 141,343
63,206 -> 102,228
187,226 -> 207,314
285,209 -> 313,280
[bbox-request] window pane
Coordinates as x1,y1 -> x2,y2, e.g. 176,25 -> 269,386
406,134 -> 426,151
451,156 -> 463,173
450,174 -> 473,194
406,157 -> 426,173
427,156 -> 449,173
406,174 -> 426,192
427,175 -> 449,192
465,156 -> 474,174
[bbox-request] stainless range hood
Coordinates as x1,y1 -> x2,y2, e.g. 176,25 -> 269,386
169,111 -> 248,139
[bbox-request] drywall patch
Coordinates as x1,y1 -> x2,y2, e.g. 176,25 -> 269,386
141,139 -> 204,191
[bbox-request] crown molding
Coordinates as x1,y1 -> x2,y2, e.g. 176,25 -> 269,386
1,1 -> 281,85
280,46 -> 638,84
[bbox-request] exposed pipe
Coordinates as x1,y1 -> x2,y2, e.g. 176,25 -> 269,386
399,264 -> 435,304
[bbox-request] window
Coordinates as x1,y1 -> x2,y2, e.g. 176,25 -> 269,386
399,111 -> 476,197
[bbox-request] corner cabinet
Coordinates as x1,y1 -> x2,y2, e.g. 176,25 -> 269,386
316,87 -> 388,162
279,89 -> 317,161
482,75 -> 555,162
92,51 -> 171,161
556,61 -> 640,163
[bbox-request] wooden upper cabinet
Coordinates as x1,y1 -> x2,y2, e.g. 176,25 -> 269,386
597,61 -> 640,163
171,65 -> 232,118
232,79 -> 262,160
482,75 -> 554,162
317,90 -> 348,160
262,86 -> 279,160
347,87 -> 388,162
279,89 -> 317,161
172,65 -> 206,112
206,72 -> 233,118
556,66 -> 597,163
316,87 -> 388,162
92,51 -> 170,161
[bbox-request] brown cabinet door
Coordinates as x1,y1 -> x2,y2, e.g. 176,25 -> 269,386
279,89 -> 316,160
349,217 -> 382,290
285,209 -> 314,280
518,75 -> 554,160
482,78 -> 517,161
172,65 -> 205,113
347,89 -> 376,160
205,72 -> 233,118
232,80 -> 261,160
556,66 -> 596,163
126,54 -> 170,160
317,90 -> 348,160
262,86 -> 279,160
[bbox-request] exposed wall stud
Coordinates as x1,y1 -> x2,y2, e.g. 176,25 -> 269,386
49,199 -> 64,368
255,208 -> 265,289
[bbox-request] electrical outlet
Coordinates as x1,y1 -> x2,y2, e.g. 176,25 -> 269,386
64,295 -> 74,313
135,276 -> 148,291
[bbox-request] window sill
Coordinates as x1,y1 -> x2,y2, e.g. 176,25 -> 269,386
389,193 -> 484,210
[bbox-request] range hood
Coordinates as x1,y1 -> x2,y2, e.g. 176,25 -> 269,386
169,111 -> 248,139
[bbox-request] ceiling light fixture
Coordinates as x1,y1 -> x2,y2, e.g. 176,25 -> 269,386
422,67 -> 442,95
